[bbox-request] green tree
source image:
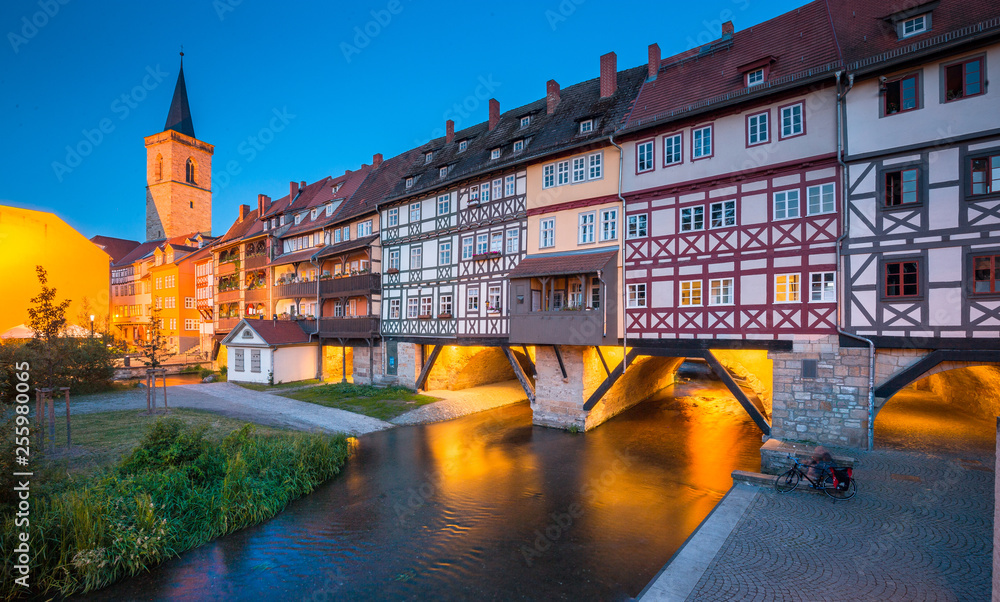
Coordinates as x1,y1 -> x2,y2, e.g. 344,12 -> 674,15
137,305 -> 173,368
26,266 -> 71,388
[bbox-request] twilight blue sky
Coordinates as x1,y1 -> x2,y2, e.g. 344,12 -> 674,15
1,0 -> 802,242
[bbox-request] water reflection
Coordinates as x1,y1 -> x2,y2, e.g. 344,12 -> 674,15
86,362 -> 761,601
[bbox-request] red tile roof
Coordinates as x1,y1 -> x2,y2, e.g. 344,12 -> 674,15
90,235 -> 141,263
240,319 -> 312,346
508,249 -> 618,279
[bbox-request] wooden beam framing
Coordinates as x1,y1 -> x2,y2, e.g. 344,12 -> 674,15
552,345 -> 568,379
583,349 -> 640,411
595,346 -> 611,377
415,344 -> 442,391
702,351 -> 771,436
873,349 -> 1000,400
521,345 -> 536,376
502,344 -> 535,404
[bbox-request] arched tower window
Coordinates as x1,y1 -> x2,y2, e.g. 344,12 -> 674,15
155,155 -> 162,180
186,158 -> 195,184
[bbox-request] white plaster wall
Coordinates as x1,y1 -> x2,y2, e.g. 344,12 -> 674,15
273,345 -> 316,384
227,345 -> 271,384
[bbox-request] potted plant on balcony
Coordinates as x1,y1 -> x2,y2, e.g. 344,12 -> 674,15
320,271 -> 332,280
472,250 -> 502,261
386,268 -> 399,274
486,303 -> 501,314
418,313 -> 432,319
437,312 -> 453,319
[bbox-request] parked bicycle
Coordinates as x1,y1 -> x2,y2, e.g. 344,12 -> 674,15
774,455 -> 857,500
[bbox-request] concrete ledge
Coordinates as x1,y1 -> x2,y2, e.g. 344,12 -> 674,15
732,470 -> 826,495
761,438 -> 856,474
638,483 -> 759,601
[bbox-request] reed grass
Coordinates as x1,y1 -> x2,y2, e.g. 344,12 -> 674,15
0,417 -> 349,598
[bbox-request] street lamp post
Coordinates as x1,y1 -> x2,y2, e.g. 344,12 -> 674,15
90,315 -> 95,338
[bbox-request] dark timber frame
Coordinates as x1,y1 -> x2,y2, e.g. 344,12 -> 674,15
502,344 -> 535,404
552,345 -> 568,380
874,349 -> 1000,401
415,344 -> 442,391
581,346 -> 772,436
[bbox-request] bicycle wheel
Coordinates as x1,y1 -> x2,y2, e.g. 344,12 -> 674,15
821,475 -> 857,500
774,468 -> 800,493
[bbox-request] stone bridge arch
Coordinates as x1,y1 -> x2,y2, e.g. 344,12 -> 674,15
423,345 -> 531,391
873,349 -> 1000,415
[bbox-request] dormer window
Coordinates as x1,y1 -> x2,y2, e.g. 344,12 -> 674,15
424,152 -> 433,164
295,213 -> 303,225
311,209 -> 317,219
326,204 -> 333,216
405,177 -> 414,189
520,116 -> 530,128
579,120 -> 593,134
491,148 -> 501,160
747,68 -> 765,86
439,166 -> 448,178
458,140 -> 468,152
513,139 -> 524,152
900,14 -> 928,37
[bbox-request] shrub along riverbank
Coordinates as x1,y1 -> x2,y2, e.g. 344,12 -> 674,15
0,417 -> 350,598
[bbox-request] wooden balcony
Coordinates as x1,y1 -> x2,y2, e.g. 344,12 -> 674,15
509,310 -> 616,347
318,316 -> 380,339
217,260 -> 239,276
217,289 -> 241,303
217,318 -> 240,332
244,254 -> 268,269
273,280 -> 317,299
244,288 -> 268,303
319,273 -> 381,298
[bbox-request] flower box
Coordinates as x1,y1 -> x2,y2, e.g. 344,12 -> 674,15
387,268 -> 399,274
472,251 -> 502,261
437,313 -> 453,319
418,314 -> 432,320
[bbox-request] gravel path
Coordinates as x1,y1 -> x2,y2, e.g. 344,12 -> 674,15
69,382 -> 393,436
391,380 -> 528,425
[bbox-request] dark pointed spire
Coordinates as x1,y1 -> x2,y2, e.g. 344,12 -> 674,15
163,51 -> 196,138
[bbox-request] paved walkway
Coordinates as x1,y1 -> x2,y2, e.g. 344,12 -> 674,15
391,380 -> 528,425
70,382 -> 393,436
640,445 -> 994,601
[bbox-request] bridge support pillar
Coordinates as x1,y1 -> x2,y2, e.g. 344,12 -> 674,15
532,346 -> 680,431
768,335 -> 870,449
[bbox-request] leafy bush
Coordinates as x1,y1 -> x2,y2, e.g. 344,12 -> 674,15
0,338 -> 116,398
0,419 -> 350,598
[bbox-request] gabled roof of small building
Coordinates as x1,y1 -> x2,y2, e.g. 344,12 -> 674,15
112,239 -> 164,268
90,235 -> 141,263
224,318 -> 312,346
507,248 -> 618,279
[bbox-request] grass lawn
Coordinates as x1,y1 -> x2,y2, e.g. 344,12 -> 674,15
283,383 -> 439,421
37,408 -> 292,487
233,378 -> 321,392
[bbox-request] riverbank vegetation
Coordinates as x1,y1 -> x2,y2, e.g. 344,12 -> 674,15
0,412 -> 350,598
283,382 -> 438,420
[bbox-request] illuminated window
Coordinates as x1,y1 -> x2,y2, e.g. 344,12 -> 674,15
775,274 -> 801,303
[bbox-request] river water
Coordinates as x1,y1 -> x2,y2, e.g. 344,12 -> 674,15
88,362 -> 762,601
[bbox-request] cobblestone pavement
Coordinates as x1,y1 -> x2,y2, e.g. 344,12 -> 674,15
391,380 -> 528,425
683,445 -> 994,601
66,383 -> 393,435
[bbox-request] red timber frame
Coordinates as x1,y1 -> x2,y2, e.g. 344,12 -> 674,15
623,155 -> 841,339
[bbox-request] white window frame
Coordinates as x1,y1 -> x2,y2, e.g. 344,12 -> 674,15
492,178 -> 502,200
780,103 -> 804,138
439,166 -> 448,179
520,116 -> 530,128
637,140 -> 654,172
420,296 -> 433,317
807,183 -> 835,216
487,285 -> 502,313
540,218 -> 555,248
480,183 -> 491,202
437,194 -> 451,216
627,214 -> 648,239
557,160 -> 570,186
439,241 -> 452,265
405,177 -> 413,189
693,126 -> 712,159
409,202 -> 421,222
506,228 -> 520,254
476,233 -> 489,255
775,273 -> 801,303
388,249 -> 400,270
425,152 -> 433,164
467,288 -> 480,311
505,175 -> 516,196
709,200 -> 736,229
357,220 -> 373,237
810,272 -> 836,302
387,207 -> 399,227
490,231 -> 503,253
748,111 -> 768,145
513,139 -> 524,152
462,236 -> 473,260
627,284 -> 647,308
901,14 -> 927,38
600,208 -> 617,241
439,294 -> 453,316
572,156 -> 587,183
389,299 -> 401,319
491,148 -> 501,160
469,184 -> 480,202
579,119 -> 593,134
774,189 -> 801,220
588,152 -> 603,180
410,246 -> 422,270
709,278 -> 734,306
578,212 -> 596,245
184,297 -> 195,309
680,206 -> 705,232
543,164 -> 555,189
406,298 -> 418,318
680,280 -> 702,307
458,140 -> 468,152
663,133 -> 682,166
747,68 -> 764,86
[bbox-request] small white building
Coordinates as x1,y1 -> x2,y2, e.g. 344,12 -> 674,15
221,319 -> 317,384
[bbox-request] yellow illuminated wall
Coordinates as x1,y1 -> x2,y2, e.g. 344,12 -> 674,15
0,205 -> 110,333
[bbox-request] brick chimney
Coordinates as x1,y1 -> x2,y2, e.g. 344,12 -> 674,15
300,180 -> 306,191
373,153 -> 383,167
600,52 -> 617,98
446,119 -> 455,143
722,20 -> 734,37
290,181 -> 298,200
648,43 -> 661,81
488,98 -> 500,131
238,204 -> 250,222
257,193 -> 269,217
546,80 -> 560,114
